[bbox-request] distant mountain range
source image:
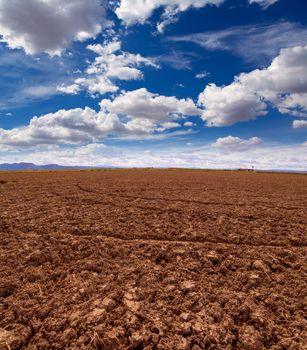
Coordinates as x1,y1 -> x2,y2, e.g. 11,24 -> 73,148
0,162 -> 94,170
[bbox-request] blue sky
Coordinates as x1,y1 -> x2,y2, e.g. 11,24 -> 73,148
0,0 -> 306,169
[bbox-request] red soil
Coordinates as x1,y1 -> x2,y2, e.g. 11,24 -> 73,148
0,169 -> 306,349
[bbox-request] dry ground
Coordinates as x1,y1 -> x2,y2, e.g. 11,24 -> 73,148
0,169 -> 306,349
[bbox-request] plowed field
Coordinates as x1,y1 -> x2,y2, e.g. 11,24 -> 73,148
0,169 -> 306,350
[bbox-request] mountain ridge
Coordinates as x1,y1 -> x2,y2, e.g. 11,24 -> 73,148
0,162 -> 95,170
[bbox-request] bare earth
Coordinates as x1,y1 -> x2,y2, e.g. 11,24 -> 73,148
0,169 -> 306,350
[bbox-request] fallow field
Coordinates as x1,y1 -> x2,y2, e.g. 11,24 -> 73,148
0,169 -> 306,349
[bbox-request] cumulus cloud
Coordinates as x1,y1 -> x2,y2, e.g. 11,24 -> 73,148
0,107 -> 114,146
248,0 -> 278,9
212,136 -> 262,151
100,88 -> 201,122
116,0 -> 224,32
86,41 -> 158,80
58,41 -> 158,96
198,83 -> 267,126
70,76 -> 119,96
0,0 -> 109,55
56,84 -> 81,95
293,120 -> 307,129
198,45 -> 307,126
170,22 -> 307,64
238,45 -> 307,116
0,89 -> 200,146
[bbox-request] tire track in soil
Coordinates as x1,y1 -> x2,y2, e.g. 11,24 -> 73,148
21,231 -> 306,250
75,185 -> 306,211
99,234 -> 307,249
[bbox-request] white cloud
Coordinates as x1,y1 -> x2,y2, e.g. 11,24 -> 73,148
100,88 -> 201,122
1,142 -> 306,172
0,107 -> 113,146
73,76 -> 119,96
238,45 -> 307,117
198,83 -> 267,126
116,0 -> 224,31
248,0 -> 278,9
58,41 -> 158,96
111,129 -> 195,141
0,0 -> 109,55
155,51 -> 195,70
56,84 -> 81,95
115,0 -> 279,29
275,93 -> 307,118
196,71 -> 210,79
23,85 -> 57,98
212,136 -> 262,151
170,22 -> 307,64
293,120 -> 307,129
198,45 -> 307,126
0,88 -> 201,147
184,121 -> 194,127
86,41 -> 158,80
156,6 -> 181,33
159,122 -> 181,130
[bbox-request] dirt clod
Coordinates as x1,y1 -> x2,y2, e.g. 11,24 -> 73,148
239,326 -> 263,350
102,297 -> 116,312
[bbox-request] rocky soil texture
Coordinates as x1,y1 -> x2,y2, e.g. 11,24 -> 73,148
0,169 -> 306,349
